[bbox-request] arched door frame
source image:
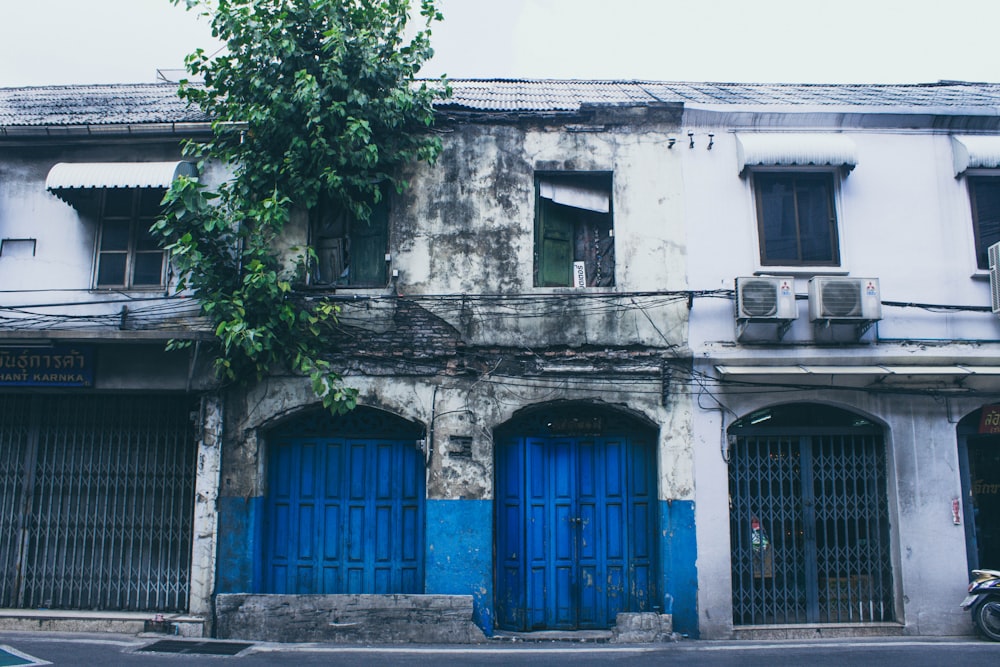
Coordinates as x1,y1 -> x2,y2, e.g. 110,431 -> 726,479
493,401 -> 660,631
255,405 -> 426,595
956,406 -> 1000,572
726,402 -> 895,625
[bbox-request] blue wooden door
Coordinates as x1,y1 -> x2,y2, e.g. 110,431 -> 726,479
264,435 -> 424,594
497,434 -> 656,630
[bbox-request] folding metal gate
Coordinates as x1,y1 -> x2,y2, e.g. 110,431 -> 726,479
0,394 -> 196,612
729,405 -> 895,625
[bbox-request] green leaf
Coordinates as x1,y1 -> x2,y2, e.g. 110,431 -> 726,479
163,0 -> 449,414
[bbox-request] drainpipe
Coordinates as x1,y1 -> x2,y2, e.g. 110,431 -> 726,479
426,384 -> 438,463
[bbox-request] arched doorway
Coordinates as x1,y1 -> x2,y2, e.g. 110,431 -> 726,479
957,407 -> 1000,570
728,403 -> 894,625
494,403 -> 658,631
259,407 -> 425,594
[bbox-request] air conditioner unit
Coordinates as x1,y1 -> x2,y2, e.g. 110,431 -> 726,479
989,241 -> 1000,314
735,276 -> 797,321
808,277 -> 881,321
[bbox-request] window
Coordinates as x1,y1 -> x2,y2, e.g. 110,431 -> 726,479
534,173 -> 614,287
309,195 -> 388,287
968,177 -> 1000,270
754,172 -> 840,267
95,188 -> 166,289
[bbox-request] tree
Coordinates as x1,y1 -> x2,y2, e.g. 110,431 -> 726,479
157,0 -> 448,412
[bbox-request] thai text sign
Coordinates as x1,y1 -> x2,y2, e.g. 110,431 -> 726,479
547,416 -> 603,436
0,346 -> 94,387
980,405 -> 1000,434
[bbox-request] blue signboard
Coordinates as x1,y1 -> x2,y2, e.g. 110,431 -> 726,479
0,345 -> 95,387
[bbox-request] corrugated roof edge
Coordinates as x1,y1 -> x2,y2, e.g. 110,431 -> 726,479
6,79 -> 1000,127
0,82 -> 209,130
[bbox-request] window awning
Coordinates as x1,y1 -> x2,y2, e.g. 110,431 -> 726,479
735,134 -> 857,174
46,161 -> 197,191
715,364 -> 1000,389
951,135 -> 1000,176
538,179 -> 611,213
46,161 -> 197,207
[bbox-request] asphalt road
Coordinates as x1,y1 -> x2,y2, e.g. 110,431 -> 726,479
2,632 -> 1000,666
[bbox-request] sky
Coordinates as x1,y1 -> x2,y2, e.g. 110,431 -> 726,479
2,0 -> 1000,88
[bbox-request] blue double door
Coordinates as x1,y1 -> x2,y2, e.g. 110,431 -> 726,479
496,433 -> 658,630
263,434 -> 424,594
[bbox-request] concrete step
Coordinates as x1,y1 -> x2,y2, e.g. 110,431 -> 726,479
734,623 -> 906,640
491,629 -> 613,643
0,609 -> 205,637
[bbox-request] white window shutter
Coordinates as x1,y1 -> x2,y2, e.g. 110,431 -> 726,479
989,241 -> 1000,314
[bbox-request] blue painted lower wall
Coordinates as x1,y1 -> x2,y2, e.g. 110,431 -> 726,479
660,499 -> 698,637
214,495 -> 695,639
216,495 -> 262,593
425,499 -> 493,636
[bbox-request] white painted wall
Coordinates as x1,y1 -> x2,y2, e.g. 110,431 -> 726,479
682,108 -> 1000,638
0,142 -> 229,328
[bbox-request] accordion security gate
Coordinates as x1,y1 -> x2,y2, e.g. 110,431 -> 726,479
729,420 -> 895,625
0,394 -> 196,612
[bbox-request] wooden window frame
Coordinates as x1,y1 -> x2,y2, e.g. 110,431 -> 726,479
533,172 -> 615,288
93,188 -> 166,290
968,176 -> 1000,271
753,171 -> 841,267
309,195 -> 389,288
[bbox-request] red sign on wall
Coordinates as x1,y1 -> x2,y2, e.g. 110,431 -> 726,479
979,405 -> 1000,434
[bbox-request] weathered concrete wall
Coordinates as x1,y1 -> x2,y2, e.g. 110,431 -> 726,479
211,109 -> 696,640
190,394 -> 224,620
214,594 -> 486,643
214,364 -> 698,634
611,612 -> 675,643
393,112 -> 688,349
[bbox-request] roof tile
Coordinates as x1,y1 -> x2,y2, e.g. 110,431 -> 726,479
4,79 -> 1000,127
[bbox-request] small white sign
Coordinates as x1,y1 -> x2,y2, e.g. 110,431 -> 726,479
573,261 -> 587,287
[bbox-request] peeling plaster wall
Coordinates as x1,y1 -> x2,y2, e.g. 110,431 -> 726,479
215,109 -> 694,505
213,108 -> 700,636
221,370 -> 692,504
214,361 -> 699,633
189,394 -> 224,619
393,113 -> 688,348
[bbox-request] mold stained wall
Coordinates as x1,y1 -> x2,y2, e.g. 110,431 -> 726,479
221,111 -> 694,502
214,111 -> 700,634
396,117 -> 690,347
403,114 -> 697,633
682,113 -> 998,637
391,114 -> 696,500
